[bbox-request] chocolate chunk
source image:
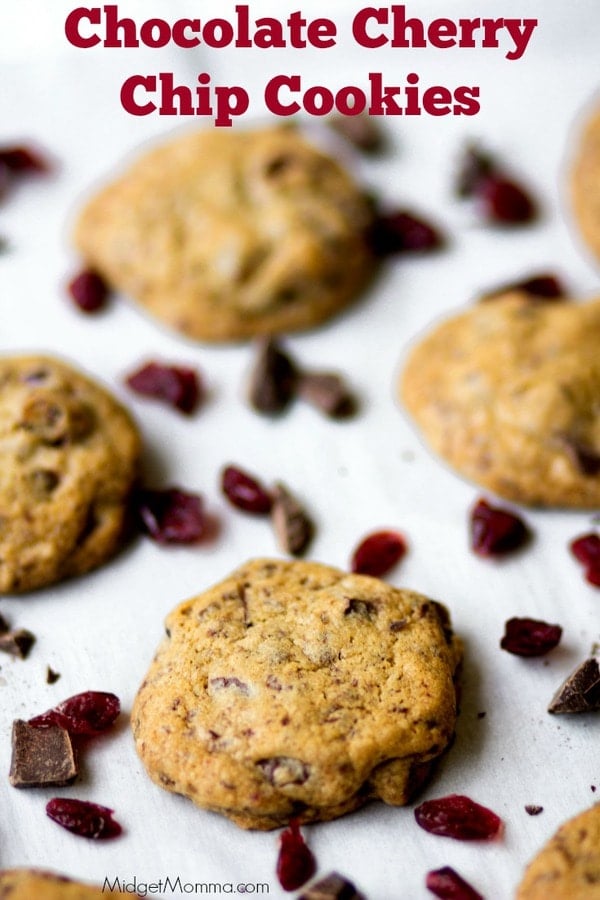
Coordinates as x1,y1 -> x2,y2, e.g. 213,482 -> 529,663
248,338 -> 297,415
548,657 -> 600,714
271,483 -> 314,556
525,805 -> 544,816
561,438 -> 600,476
298,872 -> 365,900
0,628 -> 35,659
0,612 -> 9,633
297,372 -> 358,419
329,113 -> 385,154
46,666 -> 61,684
9,719 -> 77,787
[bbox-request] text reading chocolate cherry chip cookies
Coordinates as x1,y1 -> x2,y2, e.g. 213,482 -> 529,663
400,293 -> 600,507
0,869 -> 132,899
0,356 -> 140,593
74,126 -> 375,342
132,559 -> 461,830
517,803 -> 600,899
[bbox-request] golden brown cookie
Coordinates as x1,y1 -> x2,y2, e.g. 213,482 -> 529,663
400,293 -> 600,507
572,106 -> 600,261
0,869 -> 136,898
516,804 -> 600,898
132,558 -> 461,830
0,355 -> 140,593
74,126 -> 375,343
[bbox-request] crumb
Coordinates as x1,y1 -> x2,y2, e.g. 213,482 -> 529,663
46,666 -> 60,684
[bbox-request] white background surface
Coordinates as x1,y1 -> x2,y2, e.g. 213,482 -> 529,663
1,2 -> 599,897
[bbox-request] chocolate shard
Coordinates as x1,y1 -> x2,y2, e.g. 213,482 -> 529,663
0,612 -> 9,633
297,372 -> 358,419
329,113 -> 385,154
0,628 -> 35,659
248,337 -> 297,415
271,482 -> 314,556
525,805 -> 544,816
548,657 -> 600,714
9,719 -> 77,788
46,666 -> 61,684
298,872 -> 366,900
561,438 -> 600,477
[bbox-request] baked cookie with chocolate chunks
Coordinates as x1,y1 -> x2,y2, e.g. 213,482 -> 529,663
400,293 -> 600,507
0,869 -> 135,898
0,355 -> 140,593
517,803 -> 600,898
74,126 -> 375,342
132,558 -> 461,830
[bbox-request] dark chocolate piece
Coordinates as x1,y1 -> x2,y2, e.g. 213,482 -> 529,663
248,338 -> 297,415
297,372 -> 357,419
0,612 -> 9,633
299,872 -> 366,900
329,113 -> 385,154
9,719 -> 77,787
46,666 -> 61,684
0,628 -> 35,659
525,805 -> 544,816
548,657 -> 600,714
271,482 -> 314,556
561,438 -> 600,477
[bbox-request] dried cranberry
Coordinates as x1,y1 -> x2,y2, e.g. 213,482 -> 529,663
28,691 -> 120,735
369,210 -> 443,256
481,273 -> 566,302
470,498 -> 530,557
221,465 -> 272,515
426,867 -> 483,899
478,175 -> 536,224
500,618 -> 562,657
137,487 -> 206,544
351,530 -> 407,577
276,818 -> 316,891
570,533 -> 600,588
126,361 -> 201,414
414,795 -> 502,840
0,144 -> 50,174
46,798 -> 121,839
67,269 -> 110,313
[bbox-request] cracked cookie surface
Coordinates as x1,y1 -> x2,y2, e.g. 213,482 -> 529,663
74,126 -> 375,342
400,293 -> 600,507
132,558 -> 461,830
517,804 -> 600,898
0,869 -> 134,898
0,355 -> 140,593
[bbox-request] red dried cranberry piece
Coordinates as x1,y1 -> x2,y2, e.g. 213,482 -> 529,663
137,487 -> 206,544
67,268 -> 110,313
29,691 -> 120,735
126,361 -> 201,414
369,210 -> 443,256
500,618 -> 562,657
351,530 -> 407,577
221,465 -> 272,515
426,867 -> 483,899
0,144 -> 50,174
415,794 -> 502,840
470,499 -> 530,557
46,798 -> 121,839
570,533 -> 600,588
478,175 -> 536,224
481,273 -> 566,302
276,818 -> 316,891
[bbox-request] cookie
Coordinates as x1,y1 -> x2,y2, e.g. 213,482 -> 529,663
572,106 -> 600,261
400,293 -> 600,507
0,355 -> 140,593
0,869 -> 134,898
73,126 -> 375,343
132,558 -> 461,830
516,804 -> 600,898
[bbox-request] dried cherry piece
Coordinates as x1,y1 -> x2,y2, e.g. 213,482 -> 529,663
276,818 -> 316,891
46,798 -> 121,839
221,465 -> 272,515
414,794 -> 502,840
570,533 -> 600,588
500,618 -> 562,657
481,273 -> 566,302
470,498 -> 530,557
137,487 -> 206,544
67,268 -> 110,313
28,691 -> 120,735
426,867 -> 483,900
126,361 -> 201,414
0,144 -> 50,174
369,210 -> 443,256
478,175 -> 536,224
351,530 -> 407,577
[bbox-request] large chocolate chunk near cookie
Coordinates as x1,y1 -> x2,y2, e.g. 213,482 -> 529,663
0,355 -> 140,593
132,558 -> 461,830
400,293 -> 600,508
74,126 -> 376,342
